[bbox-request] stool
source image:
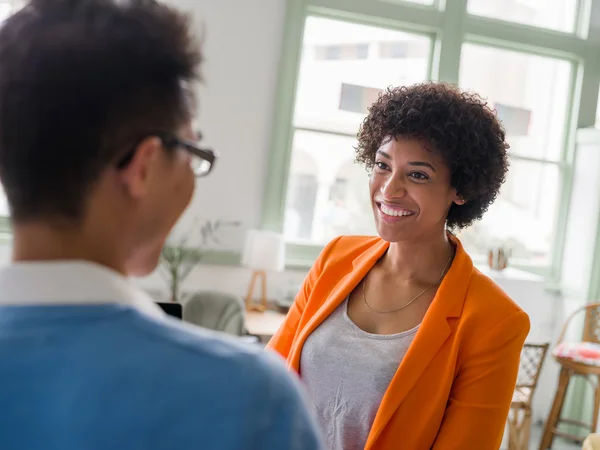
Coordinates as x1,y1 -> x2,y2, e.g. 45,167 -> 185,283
584,434 -> 600,450
539,303 -> 600,449
508,343 -> 549,450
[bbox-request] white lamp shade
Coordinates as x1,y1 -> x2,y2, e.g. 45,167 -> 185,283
241,230 -> 285,272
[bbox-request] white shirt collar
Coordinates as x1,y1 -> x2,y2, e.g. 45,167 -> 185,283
0,260 -> 165,319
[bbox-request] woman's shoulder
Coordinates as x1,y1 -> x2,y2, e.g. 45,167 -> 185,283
316,235 -> 385,268
325,234 -> 383,252
461,268 -> 530,336
466,268 -> 523,311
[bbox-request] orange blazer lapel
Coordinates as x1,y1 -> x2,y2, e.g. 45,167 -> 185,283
365,238 -> 473,450
288,239 -> 389,372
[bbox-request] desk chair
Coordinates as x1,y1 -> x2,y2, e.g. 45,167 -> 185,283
182,291 -> 259,342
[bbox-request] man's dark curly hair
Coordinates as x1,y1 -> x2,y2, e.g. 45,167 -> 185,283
0,0 -> 202,222
356,82 -> 509,230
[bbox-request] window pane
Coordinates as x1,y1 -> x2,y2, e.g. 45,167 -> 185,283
284,130 -> 376,244
467,0 -> 578,33
457,159 -> 560,266
294,17 -> 431,135
460,44 -> 572,161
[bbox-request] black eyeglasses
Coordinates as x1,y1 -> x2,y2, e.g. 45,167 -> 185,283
116,133 -> 218,177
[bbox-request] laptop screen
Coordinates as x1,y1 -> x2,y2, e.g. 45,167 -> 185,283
156,302 -> 183,319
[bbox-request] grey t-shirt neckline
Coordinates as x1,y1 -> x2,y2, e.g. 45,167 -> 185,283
341,298 -> 421,340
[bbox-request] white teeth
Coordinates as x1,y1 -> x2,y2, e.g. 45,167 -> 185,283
380,204 -> 413,217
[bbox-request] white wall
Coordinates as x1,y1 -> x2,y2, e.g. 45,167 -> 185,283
166,0 -> 287,249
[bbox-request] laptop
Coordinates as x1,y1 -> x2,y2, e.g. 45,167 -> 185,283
156,302 -> 183,319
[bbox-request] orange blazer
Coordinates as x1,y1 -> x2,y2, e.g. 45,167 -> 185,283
267,235 -> 530,450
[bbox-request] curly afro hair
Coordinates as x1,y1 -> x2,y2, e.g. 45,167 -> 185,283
356,82 -> 509,230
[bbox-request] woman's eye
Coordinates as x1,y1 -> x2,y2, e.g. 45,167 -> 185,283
410,172 -> 428,180
375,161 -> 388,170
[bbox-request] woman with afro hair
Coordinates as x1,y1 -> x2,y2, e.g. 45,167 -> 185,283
268,82 -> 530,450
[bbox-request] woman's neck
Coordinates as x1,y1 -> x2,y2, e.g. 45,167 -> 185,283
380,230 -> 455,284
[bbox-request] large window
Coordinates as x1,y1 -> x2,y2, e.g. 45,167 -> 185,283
265,0 -> 597,277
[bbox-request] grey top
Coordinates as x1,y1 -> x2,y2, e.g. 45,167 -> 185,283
300,298 -> 419,450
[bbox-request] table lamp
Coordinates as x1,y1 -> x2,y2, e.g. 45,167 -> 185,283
241,229 -> 285,312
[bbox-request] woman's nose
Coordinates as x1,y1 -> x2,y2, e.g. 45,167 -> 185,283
381,174 -> 407,198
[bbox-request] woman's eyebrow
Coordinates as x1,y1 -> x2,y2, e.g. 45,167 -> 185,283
376,150 -> 436,172
376,149 -> 391,159
408,161 -> 436,172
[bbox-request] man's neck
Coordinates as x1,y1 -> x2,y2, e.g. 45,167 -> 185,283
12,222 -> 126,275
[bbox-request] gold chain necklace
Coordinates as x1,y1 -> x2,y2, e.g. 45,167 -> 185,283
362,250 -> 454,314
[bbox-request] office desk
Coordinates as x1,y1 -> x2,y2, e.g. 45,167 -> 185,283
245,310 -> 287,340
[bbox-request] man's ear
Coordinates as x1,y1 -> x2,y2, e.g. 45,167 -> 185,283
118,136 -> 162,199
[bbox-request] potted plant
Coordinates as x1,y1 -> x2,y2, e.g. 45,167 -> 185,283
159,219 -> 240,302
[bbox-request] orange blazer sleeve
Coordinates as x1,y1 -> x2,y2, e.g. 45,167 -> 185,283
432,310 -> 530,450
267,237 -> 341,359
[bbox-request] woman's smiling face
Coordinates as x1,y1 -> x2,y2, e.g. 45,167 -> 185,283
369,136 -> 465,243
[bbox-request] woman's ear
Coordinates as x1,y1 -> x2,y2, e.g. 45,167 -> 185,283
450,189 -> 466,206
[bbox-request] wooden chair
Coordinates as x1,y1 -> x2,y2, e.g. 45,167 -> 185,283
540,303 -> 600,449
508,343 -> 549,450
